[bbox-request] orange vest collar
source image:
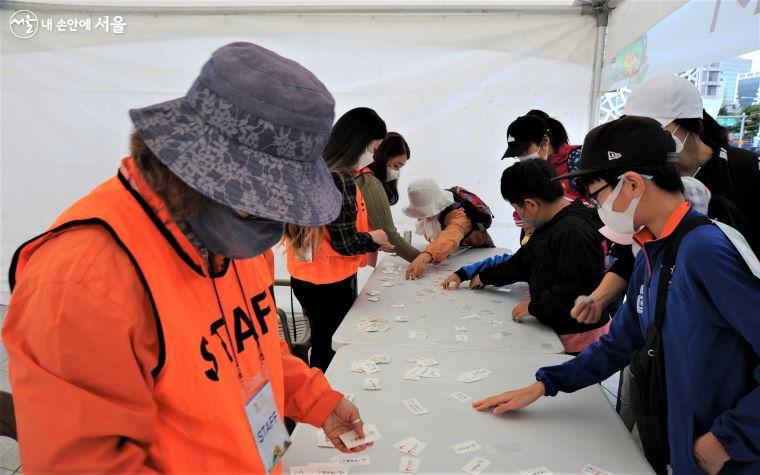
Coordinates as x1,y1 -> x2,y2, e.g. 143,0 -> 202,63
118,156 -> 210,276
634,201 -> 692,246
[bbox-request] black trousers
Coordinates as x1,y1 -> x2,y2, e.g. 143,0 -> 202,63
291,274 -> 357,372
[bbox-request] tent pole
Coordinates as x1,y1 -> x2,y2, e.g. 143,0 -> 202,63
588,1 -> 610,129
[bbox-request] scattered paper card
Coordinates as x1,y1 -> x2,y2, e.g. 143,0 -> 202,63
290,466 -> 305,475
304,463 -> 349,475
408,331 -> 429,339
316,429 -> 335,448
382,282 -> 397,287
403,398 -> 429,415
393,437 -> 427,456
366,289 -> 382,296
456,334 -> 469,342
407,356 -> 425,364
371,354 -> 392,364
350,360 -> 364,372
462,313 -> 482,320
398,456 -> 421,473
454,326 -> 467,332
367,296 -> 380,302
518,466 -> 554,475
395,315 -> 410,322
581,464 -> 613,475
462,456 -> 491,475
392,303 -> 406,308
362,377 -> 382,390
359,360 -> 382,374
450,391 -> 472,402
485,320 -> 504,327
420,367 -> 441,378
330,454 -> 371,467
380,276 -> 395,281
338,423 -> 382,449
457,368 -> 492,383
403,367 -> 425,381
451,440 -> 483,455
416,358 -> 438,367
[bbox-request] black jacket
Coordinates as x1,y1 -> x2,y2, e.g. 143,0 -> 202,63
695,145 -> 760,255
479,200 -> 608,335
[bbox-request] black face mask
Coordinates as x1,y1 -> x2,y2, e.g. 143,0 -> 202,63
187,200 -> 284,259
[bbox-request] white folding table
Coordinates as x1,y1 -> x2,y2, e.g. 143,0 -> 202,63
283,343 -> 652,474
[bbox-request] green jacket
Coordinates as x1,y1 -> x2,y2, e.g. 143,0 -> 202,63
355,171 -> 420,262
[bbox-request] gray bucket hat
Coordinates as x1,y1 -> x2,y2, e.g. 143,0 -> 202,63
129,42 -> 340,226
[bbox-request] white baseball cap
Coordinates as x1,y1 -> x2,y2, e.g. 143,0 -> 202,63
624,75 -> 703,126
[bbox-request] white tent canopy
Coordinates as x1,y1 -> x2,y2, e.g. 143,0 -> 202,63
1,0 -> 755,302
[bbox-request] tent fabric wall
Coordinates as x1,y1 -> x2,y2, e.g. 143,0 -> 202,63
1,8 -> 597,303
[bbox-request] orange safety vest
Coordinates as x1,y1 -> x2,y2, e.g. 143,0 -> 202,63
287,180 -> 369,285
11,173 -> 286,473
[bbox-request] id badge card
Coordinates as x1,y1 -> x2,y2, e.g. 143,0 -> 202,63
242,369 -> 291,473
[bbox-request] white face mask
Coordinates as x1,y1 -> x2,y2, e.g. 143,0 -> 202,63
414,216 -> 442,241
670,125 -> 688,154
597,179 -> 642,237
386,167 -> 400,182
356,150 -> 375,171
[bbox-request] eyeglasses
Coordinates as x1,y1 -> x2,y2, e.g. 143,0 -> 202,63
587,183 -> 612,209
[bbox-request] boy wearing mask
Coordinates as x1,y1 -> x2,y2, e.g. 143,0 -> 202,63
475,117 -> 760,475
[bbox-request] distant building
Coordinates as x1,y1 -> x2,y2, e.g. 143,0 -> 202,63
736,71 -> 760,108
680,58 -> 752,108
720,58 -> 752,105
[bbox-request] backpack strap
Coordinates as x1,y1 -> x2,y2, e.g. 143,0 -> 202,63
652,215 -> 712,330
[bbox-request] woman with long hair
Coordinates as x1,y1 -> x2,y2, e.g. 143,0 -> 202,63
356,132 -> 420,264
285,107 -> 394,371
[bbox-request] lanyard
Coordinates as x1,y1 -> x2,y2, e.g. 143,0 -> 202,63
210,260 -> 266,383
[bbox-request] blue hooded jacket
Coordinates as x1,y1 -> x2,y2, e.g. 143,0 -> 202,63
536,206 -> 760,474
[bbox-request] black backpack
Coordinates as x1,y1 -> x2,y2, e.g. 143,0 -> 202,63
629,216 -> 711,474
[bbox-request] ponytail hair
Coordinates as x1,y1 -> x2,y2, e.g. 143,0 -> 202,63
526,109 -> 570,150
282,224 -> 322,261
673,109 -> 729,150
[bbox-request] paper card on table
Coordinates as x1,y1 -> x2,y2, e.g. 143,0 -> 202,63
370,354 -> 392,364
407,356 -> 424,363
367,296 -> 380,302
316,429 -> 335,447
392,303 -> 406,308
381,276 -> 395,281
382,282 -> 397,287
457,368 -> 492,383
338,423 -> 382,449
304,463 -> 349,475
403,398 -> 429,415
359,360 -> 382,374
350,360 -> 365,372
420,367 -> 440,378
480,309 -> 494,315
416,357 -> 438,367
393,437 -> 427,456
456,334 -> 469,342
581,464 -> 613,475
450,440 -> 483,454
461,456 -> 491,475
343,393 -> 355,402
362,377 -> 382,390
366,289 -> 382,296
450,391 -> 472,402
403,366 -> 425,381
382,269 -> 398,274
394,315 -> 410,322
454,326 -> 467,332
408,331 -> 429,339
290,466 -> 305,475
398,456 -> 421,473
330,454 -> 371,466
517,466 -> 554,475
462,313 -> 482,320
